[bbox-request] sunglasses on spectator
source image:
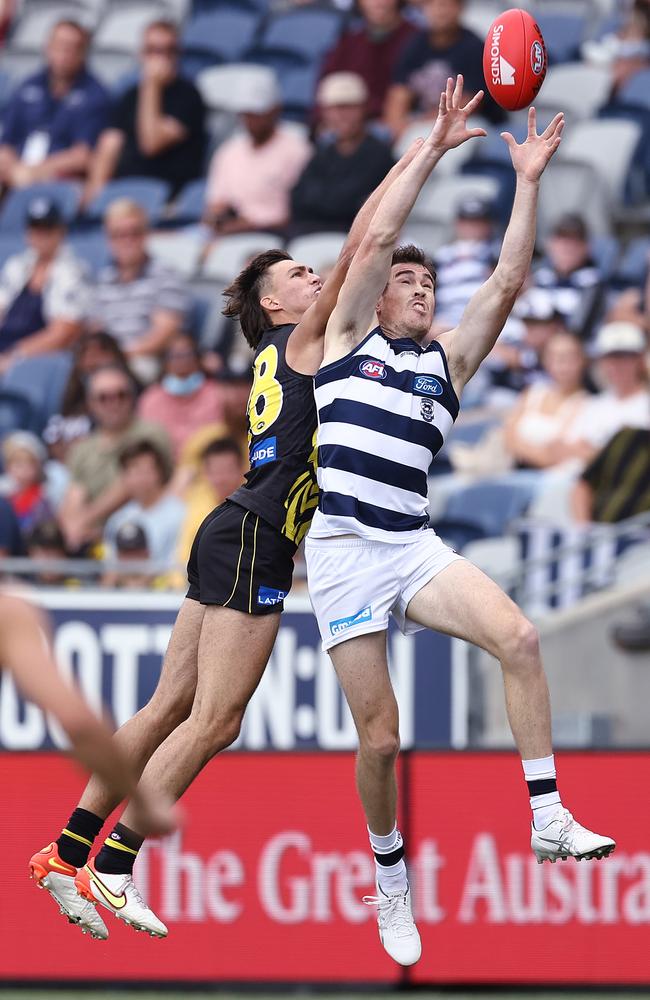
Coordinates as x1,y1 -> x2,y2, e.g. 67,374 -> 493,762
143,44 -> 178,55
91,389 -> 132,403
107,226 -> 147,240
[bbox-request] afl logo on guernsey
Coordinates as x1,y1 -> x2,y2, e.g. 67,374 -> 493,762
359,360 -> 386,380
413,374 -> 443,396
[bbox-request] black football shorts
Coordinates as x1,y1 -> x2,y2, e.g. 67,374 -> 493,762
186,500 -> 296,615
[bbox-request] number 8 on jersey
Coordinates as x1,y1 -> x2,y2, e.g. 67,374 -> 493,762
248,344 -> 284,435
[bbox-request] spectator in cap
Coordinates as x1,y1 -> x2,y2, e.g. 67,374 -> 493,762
319,0 -> 417,121
433,195 -> 499,328
385,0 -> 506,138
103,439 -> 185,568
204,67 -> 311,235
0,197 -> 88,372
569,322 -> 650,462
137,332 -> 227,461
26,520 -> 69,585
84,20 -> 206,205
0,431 -> 56,538
290,73 -> 394,234
86,199 -> 190,382
101,520 -> 153,589
58,363 -> 172,551
0,19 -> 109,190
529,214 -> 604,339
487,292 -> 567,399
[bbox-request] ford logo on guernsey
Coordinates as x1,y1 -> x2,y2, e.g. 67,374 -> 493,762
359,360 -> 386,380
413,375 -> 443,396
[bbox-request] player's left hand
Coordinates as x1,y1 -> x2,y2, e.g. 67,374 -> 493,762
501,108 -> 564,182
429,74 -> 487,152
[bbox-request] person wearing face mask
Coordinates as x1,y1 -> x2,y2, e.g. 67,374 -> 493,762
137,332 -> 226,461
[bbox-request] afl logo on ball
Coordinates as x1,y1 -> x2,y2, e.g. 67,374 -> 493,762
359,360 -> 386,380
530,40 -> 544,75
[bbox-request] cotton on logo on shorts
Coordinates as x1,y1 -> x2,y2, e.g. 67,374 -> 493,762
329,606 -> 373,636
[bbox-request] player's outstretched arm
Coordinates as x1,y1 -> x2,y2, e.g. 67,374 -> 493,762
324,76 -> 486,364
285,138 -> 424,374
439,108 -> 564,392
0,594 -> 177,838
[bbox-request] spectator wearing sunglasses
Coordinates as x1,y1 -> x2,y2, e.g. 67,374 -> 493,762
58,364 -> 171,551
83,19 -> 206,205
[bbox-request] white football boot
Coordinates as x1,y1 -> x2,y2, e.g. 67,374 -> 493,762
75,859 -> 168,937
363,883 -> 422,966
29,843 -> 109,940
532,808 -> 616,863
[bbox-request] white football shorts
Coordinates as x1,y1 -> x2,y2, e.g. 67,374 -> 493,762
304,530 -> 463,651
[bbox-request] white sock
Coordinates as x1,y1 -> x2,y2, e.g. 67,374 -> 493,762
368,824 -> 408,894
522,755 -> 562,830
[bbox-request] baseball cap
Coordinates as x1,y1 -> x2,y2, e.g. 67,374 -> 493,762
25,197 -> 64,228
551,213 -> 588,240
456,196 -> 494,221
593,322 -> 647,357
514,290 -> 559,323
232,67 -> 281,114
317,72 -> 369,107
115,521 -> 149,554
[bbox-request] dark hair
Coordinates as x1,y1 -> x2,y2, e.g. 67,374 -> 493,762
200,437 -> 243,464
26,520 -> 65,551
391,244 -> 437,289
62,332 -> 132,416
52,19 -> 90,42
222,249 -> 293,349
118,439 -> 171,483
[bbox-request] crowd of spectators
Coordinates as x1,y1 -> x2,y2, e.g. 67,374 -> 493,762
0,0 -> 648,590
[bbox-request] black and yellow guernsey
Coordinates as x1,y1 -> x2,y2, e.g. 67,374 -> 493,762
230,323 -> 319,547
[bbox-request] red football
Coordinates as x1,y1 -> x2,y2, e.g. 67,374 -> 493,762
483,8 -> 547,111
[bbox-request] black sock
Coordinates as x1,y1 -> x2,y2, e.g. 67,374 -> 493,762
56,808 -> 104,868
94,823 -> 145,876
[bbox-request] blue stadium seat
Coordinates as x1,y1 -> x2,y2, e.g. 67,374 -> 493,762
66,230 -> 110,276
0,182 -> 81,233
182,10 -> 260,64
172,179 -> 207,225
277,63 -> 320,119
431,480 -> 533,551
0,389 -> 38,436
532,12 -> 585,64
258,8 -> 344,63
613,236 -> 650,288
0,234 -> 24,269
3,352 -> 73,431
85,178 -> 171,224
619,69 -> 650,112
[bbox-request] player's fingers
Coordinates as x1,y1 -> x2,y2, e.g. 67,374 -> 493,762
466,127 -> 488,139
462,89 -> 484,115
500,131 -> 517,151
452,73 -> 463,106
446,76 -> 454,106
541,112 -> 564,140
439,88 -> 447,115
528,106 -> 537,138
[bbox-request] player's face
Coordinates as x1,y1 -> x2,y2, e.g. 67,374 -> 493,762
377,263 -> 435,339
264,259 -> 323,319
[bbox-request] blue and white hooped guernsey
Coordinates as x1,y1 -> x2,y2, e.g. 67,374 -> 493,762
309,326 -> 460,543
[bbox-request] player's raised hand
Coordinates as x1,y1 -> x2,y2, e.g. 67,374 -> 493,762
501,108 -> 564,182
429,75 -> 487,151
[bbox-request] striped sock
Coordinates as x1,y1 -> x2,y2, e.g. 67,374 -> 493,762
94,822 -> 144,875
523,755 -> 562,831
369,824 -> 408,895
56,808 -> 104,868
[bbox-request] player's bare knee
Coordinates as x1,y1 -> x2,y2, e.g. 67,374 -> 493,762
499,616 -> 540,669
360,721 -> 400,763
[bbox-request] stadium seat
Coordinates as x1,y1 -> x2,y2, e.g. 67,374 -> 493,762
93,2 -> 173,54
89,54 -> 139,93
9,5 -> 98,51
0,389 -> 38,436
556,117 -> 642,203
171,178 -> 207,224
0,51 -> 43,87
66,229 -> 110,275
411,175 -> 500,225
287,233 -> 347,273
0,182 -> 81,233
84,177 -> 171,223
187,278 -> 229,352
535,62 -> 612,121
182,10 -> 260,64
532,11 -> 586,63
613,236 -> 650,287
400,221 -> 451,256
589,234 -> 621,279
277,63 -> 320,119
431,479 -> 533,551
537,159 -> 611,237
0,234 -> 24,269
147,230 -> 203,278
619,68 -> 650,111
202,232 -> 284,281
3,352 -> 73,430
257,8 -> 344,63
197,63 -> 267,113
